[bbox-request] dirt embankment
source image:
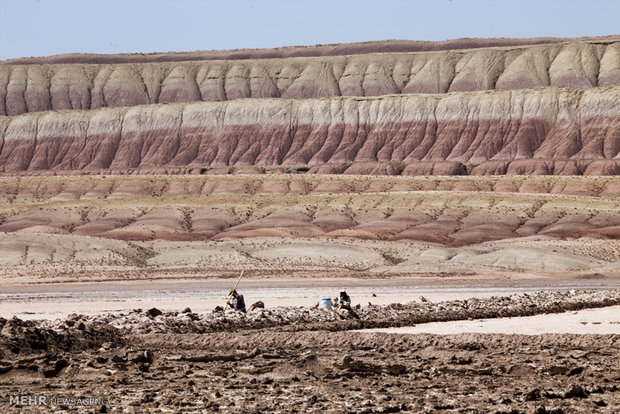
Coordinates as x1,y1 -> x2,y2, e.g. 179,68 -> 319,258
27,290 -> 620,335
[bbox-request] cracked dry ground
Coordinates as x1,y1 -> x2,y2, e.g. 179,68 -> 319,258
1,331 -> 619,413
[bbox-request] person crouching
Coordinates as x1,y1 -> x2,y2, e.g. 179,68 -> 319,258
227,289 -> 246,313
335,290 -> 359,319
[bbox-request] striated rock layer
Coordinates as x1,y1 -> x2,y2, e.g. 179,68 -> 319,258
0,86 -> 618,176
1,41 -> 619,116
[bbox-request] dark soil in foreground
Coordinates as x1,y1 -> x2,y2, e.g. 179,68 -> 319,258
1,291 -> 619,413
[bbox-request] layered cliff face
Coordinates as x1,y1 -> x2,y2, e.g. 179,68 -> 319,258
0,38 -> 618,260
0,87 -> 618,175
1,41 -> 619,116
0,37 -> 618,177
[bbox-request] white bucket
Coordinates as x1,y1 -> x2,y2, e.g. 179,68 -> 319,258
319,298 -> 333,310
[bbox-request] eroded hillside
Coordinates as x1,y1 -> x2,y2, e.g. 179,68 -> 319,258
1,41 -> 619,116
0,39 -> 617,278
0,87 -> 618,175
0,174 -> 618,244
1,36 -> 618,177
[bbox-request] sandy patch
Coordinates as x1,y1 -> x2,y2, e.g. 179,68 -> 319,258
359,305 -> 620,335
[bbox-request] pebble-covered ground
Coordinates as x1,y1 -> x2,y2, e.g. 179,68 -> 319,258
1,290 -> 619,413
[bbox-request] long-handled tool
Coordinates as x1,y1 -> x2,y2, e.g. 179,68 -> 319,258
231,270 -> 244,293
226,270 -> 244,306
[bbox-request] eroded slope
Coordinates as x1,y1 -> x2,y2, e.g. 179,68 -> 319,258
1,41 -> 619,115
0,175 -> 617,255
0,87 -> 618,175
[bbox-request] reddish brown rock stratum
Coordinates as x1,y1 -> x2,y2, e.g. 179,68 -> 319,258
0,87 -> 618,175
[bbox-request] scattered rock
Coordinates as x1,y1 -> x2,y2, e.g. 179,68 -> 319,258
524,388 -> 541,401
542,391 -> 563,399
450,355 -> 473,365
249,301 -> 265,311
564,384 -> 588,399
434,402 -> 455,410
129,350 -> 153,364
140,392 -> 155,403
334,355 -> 407,375
146,308 -> 163,318
42,359 -> 69,378
533,407 -> 564,414
0,362 -> 13,374
545,365 -> 569,375
335,355 -> 382,373
474,367 -> 493,375
384,364 -> 408,375
111,355 -> 126,364
380,405 -> 402,413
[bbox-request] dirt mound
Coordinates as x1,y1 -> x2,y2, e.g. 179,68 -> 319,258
0,316 -> 120,355
2,290 -> 618,351
10,290 -> 618,337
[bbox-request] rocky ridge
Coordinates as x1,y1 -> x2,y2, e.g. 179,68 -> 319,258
5,35 -> 619,65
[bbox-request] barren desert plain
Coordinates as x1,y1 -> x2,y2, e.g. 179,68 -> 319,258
0,35 -> 619,413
